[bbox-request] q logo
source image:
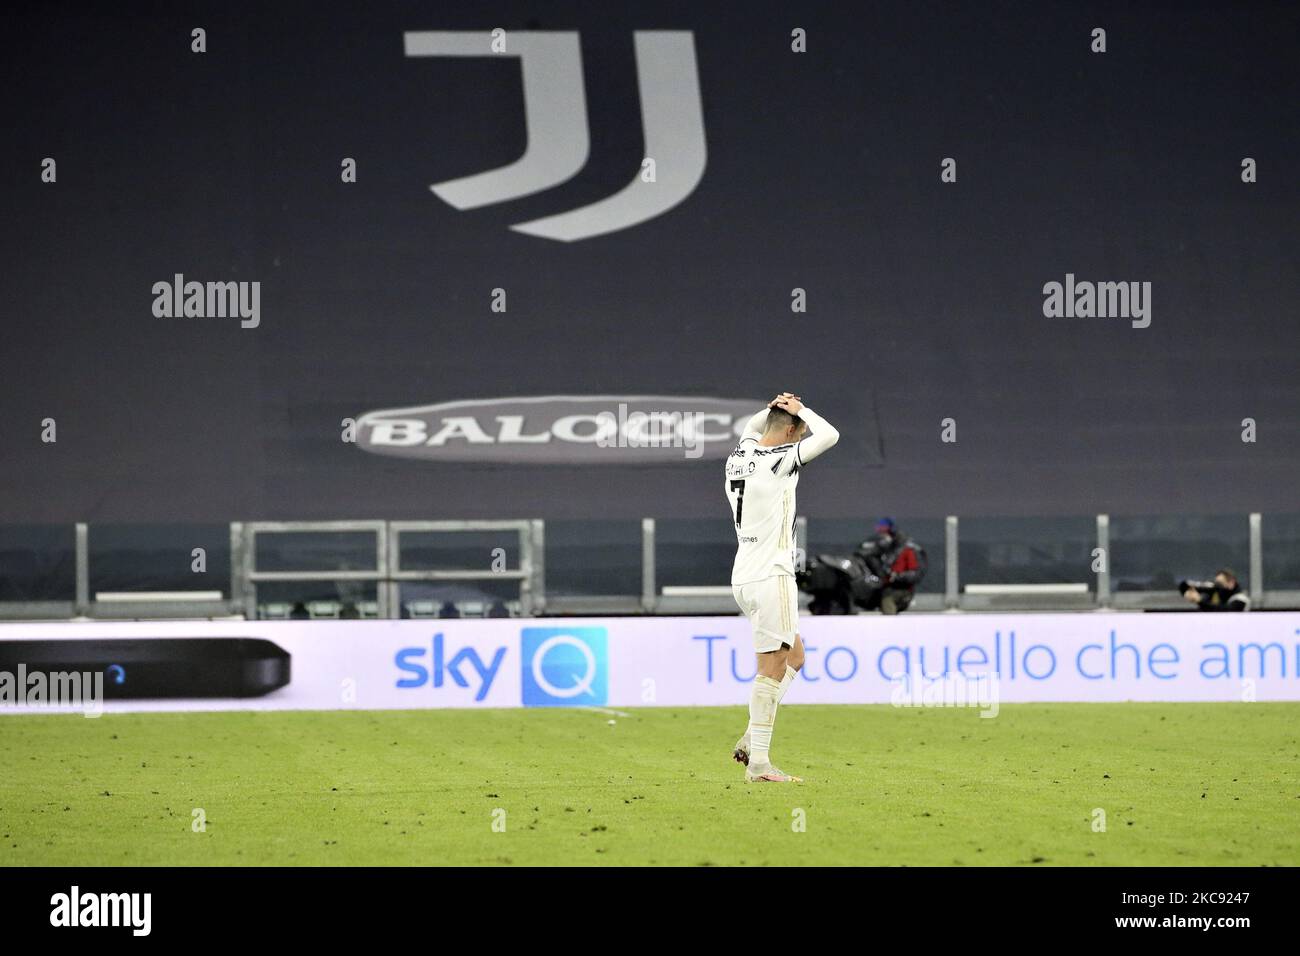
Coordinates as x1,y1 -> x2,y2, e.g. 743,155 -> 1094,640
521,627 -> 607,707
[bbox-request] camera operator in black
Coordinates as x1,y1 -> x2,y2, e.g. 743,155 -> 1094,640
1179,568 -> 1250,611
855,518 -> 927,615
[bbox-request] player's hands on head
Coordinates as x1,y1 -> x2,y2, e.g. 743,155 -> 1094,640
769,391 -> 801,408
775,395 -> 804,416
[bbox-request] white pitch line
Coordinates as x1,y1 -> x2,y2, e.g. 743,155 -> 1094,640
580,706 -> 634,718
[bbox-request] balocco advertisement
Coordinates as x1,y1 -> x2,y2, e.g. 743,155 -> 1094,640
1,614 -> 1298,715
354,395 -> 771,464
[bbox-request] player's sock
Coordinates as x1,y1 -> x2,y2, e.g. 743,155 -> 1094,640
776,664 -> 798,704
746,675 -> 781,770
739,666 -> 798,755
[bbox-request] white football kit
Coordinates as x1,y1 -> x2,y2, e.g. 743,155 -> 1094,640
725,406 -> 840,652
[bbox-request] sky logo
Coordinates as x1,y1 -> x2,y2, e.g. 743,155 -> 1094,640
522,627 -> 607,707
395,633 -> 507,702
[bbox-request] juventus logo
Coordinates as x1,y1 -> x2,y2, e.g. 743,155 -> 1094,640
403,30 -> 707,242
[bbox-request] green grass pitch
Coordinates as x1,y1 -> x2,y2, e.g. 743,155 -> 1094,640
2,703 -> 1297,866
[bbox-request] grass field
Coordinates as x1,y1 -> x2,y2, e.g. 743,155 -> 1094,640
2,703 -> 1297,866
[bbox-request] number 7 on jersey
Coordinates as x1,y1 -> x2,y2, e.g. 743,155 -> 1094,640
728,479 -> 746,527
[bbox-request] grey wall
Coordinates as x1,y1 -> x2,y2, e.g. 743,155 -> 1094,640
4,1 -> 1297,523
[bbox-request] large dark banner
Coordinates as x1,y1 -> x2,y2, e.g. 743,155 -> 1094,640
5,0 -> 1298,523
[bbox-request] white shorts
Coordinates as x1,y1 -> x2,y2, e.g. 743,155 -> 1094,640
733,575 -> 799,654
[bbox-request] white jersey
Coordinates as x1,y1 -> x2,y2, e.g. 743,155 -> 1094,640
725,406 -> 840,587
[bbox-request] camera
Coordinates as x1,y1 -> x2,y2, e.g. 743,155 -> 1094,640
796,552 -> 881,615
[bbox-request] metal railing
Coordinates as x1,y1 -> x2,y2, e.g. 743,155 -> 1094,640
0,512 -> 1295,619
242,520 -> 539,618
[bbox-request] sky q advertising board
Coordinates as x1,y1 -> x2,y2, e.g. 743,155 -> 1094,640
2,614 -> 1298,715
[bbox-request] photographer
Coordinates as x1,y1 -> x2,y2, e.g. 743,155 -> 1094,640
856,518 -> 927,614
1179,568 -> 1250,611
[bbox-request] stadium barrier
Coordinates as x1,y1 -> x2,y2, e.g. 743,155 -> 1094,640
0,513 -> 1295,620
2,612 -> 1298,714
